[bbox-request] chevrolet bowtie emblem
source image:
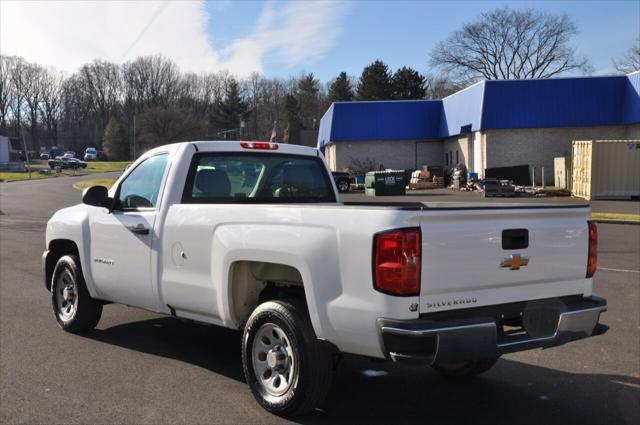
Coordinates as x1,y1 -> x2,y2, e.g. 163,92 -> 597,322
500,254 -> 529,270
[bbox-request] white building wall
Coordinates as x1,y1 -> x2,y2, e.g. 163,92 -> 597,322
485,125 -> 638,185
330,140 -> 441,171
472,131 -> 485,176
325,124 -> 640,179
442,135 -> 470,170
416,141 -> 444,169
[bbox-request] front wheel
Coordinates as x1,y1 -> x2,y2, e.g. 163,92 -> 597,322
432,356 -> 500,379
242,300 -> 333,417
51,255 -> 103,333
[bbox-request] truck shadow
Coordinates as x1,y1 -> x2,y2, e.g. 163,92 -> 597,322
84,316 -> 639,425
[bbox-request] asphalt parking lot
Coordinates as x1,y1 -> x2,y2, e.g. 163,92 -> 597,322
1,173 -> 638,424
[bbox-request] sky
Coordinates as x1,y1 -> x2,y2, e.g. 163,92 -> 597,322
1,0 -> 638,82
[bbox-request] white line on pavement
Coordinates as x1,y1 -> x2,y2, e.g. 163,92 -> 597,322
599,267 -> 640,274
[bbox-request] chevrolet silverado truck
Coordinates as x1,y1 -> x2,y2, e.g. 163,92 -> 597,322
43,141 -> 607,416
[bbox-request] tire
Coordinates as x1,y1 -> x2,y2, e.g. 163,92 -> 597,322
337,178 -> 350,193
242,300 -> 333,417
51,255 -> 102,333
432,356 -> 500,379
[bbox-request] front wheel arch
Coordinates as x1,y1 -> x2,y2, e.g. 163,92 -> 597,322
45,239 -> 80,291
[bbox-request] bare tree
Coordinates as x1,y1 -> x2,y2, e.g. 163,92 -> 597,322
613,38 -> 640,73
7,57 -> 30,137
60,73 -> 102,149
22,63 -> 46,150
0,55 -> 16,132
78,60 -> 121,134
137,106 -> 206,148
259,78 -> 288,141
430,8 -> 592,83
244,72 -> 263,139
123,55 -> 181,107
40,68 -> 65,145
424,73 -> 462,99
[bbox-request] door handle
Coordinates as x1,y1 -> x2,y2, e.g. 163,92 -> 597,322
127,224 -> 150,235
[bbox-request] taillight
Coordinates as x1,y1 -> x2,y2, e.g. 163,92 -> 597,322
240,141 -> 278,150
373,228 -> 421,296
587,221 -> 597,278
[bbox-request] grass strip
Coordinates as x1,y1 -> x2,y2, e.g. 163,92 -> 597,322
592,212 -> 640,222
72,178 -> 117,191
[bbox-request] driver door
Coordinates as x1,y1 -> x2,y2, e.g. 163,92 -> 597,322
89,153 -> 168,310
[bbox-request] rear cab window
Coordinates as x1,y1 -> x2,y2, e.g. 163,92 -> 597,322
182,152 -> 336,204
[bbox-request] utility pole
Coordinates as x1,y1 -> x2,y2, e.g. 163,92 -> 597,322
133,114 -> 136,160
20,126 -> 32,180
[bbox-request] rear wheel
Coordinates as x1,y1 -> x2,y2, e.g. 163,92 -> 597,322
432,356 -> 500,378
242,300 -> 333,417
51,255 -> 102,333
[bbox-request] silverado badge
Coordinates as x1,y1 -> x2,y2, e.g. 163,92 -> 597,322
500,254 -> 529,270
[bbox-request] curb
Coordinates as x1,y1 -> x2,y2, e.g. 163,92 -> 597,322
592,219 -> 640,226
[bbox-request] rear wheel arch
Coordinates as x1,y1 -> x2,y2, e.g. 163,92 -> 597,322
228,261 -> 311,329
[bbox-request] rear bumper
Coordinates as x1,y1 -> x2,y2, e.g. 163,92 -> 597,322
377,296 -> 607,365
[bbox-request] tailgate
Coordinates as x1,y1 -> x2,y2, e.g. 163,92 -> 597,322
419,205 -> 591,313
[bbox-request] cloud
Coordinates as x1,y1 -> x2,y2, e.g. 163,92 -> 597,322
220,1 -> 350,75
0,0 -> 349,77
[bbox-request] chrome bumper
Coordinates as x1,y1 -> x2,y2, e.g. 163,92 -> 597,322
378,296 -> 607,365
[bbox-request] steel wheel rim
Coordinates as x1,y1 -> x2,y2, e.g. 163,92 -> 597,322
54,269 -> 78,322
252,323 -> 296,397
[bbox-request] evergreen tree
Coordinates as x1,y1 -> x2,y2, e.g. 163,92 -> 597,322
392,66 -> 427,99
327,72 -> 354,103
284,94 -> 301,144
215,78 -> 247,137
102,114 -> 130,160
356,60 -> 393,100
296,73 -> 320,128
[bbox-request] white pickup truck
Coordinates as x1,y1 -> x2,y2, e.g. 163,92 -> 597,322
43,141 -> 607,416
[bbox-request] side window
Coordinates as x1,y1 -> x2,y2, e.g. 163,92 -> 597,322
118,154 -> 168,209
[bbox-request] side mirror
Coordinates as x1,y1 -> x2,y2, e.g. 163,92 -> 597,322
82,185 -> 109,208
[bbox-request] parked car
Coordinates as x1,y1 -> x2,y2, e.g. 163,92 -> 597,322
84,147 -> 98,161
40,153 -> 50,160
43,141 -> 607,417
49,148 -> 65,159
331,171 -> 351,192
48,157 -> 87,169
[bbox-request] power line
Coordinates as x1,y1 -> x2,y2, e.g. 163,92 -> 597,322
120,0 -> 170,61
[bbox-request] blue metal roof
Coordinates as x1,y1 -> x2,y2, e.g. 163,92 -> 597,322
326,101 -> 442,142
318,73 -> 640,149
439,81 -> 485,137
623,71 -> 640,125
481,76 -> 627,129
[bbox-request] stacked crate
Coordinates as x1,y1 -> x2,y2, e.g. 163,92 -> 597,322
408,168 -> 444,190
